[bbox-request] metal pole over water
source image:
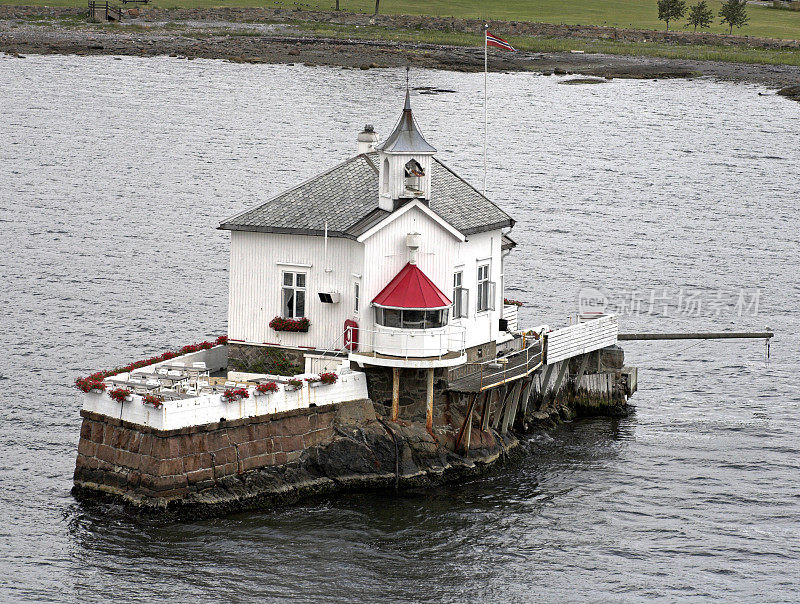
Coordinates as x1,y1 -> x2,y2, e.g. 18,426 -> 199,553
483,23 -> 488,196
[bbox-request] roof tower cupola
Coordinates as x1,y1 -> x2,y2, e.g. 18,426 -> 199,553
377,79 -> 436,212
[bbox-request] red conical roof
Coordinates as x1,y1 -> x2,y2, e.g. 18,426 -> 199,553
372,263 -> 452,309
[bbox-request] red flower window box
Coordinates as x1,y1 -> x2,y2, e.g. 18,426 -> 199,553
256,382 -> 278,394
269,317 -> 310,332
109,388 -> 132,403
223,388 -> 250,402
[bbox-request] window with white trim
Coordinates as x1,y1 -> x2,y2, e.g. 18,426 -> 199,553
354,282 -> 360,314
477,263 -> 495,312
282,272 -> 306,318
453,271 -> 468,319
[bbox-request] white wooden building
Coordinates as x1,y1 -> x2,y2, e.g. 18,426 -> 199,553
220,90 -> 518,370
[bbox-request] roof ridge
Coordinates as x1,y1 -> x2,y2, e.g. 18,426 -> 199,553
219,154 -> 372,227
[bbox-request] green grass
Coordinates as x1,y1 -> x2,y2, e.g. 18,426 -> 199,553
5,0 -> 798,41
292,20 -> 800,65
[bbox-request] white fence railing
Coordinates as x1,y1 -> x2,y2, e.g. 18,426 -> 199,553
83,370 -> 369,431
355,324 -> 467,360
502,304 -> 519,331
543,314 -> 618,364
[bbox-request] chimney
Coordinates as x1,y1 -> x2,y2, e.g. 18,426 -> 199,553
357,124 -> 378,154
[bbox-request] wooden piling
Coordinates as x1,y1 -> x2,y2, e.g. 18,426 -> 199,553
425,368 -> 435,432
480,390 -> 491,431
572,354 -> 590,393
391,367 -> 400,422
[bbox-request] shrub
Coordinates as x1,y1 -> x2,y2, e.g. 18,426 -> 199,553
287,378 -> 303,389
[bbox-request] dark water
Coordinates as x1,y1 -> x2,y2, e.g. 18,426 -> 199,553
1,55 -> 798,602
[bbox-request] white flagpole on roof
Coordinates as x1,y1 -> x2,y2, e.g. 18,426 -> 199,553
483,23 -> 488,196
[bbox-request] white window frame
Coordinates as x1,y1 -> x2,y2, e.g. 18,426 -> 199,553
477,263 -> 495,313
281,271 -> 307,319
354,281 -> 360,315
453,271 -> 468,319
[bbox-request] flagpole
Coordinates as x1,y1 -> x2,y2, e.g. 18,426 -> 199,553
483,23 -> 488,196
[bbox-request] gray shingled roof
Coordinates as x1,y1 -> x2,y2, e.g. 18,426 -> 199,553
219,153 -> 514,239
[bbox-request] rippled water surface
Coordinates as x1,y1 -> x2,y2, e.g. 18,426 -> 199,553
1,55 -> 799,602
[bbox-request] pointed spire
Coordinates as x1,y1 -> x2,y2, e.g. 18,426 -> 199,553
376,73 -> 436,154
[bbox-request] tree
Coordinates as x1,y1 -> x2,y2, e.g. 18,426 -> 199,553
687,0 -> 713,31
657,0 -> 687,31
719,0 -> 749,34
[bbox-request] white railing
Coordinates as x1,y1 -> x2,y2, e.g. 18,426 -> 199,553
543,314 -> 618,364
84,369 -> 369,431
352,324 -> 467,360
502,304 -> 519,332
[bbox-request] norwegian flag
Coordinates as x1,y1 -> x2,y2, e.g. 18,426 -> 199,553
486,31 -> 516,51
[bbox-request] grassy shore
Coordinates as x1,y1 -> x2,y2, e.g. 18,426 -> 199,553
3,0 -> 799,40
291,21 -> 800,66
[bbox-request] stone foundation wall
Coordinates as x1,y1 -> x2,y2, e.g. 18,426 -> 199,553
74,404 -> 339,500
227,343 -> 305,375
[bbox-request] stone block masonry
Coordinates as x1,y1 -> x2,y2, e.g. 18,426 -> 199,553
74,403 -> 340,501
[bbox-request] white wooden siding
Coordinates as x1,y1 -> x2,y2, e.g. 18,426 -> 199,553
228,210 -> 508,354
361,205 -> 460,345
450,230 -> 503,350
228,232 -> 363,349
544,315 -> 619,364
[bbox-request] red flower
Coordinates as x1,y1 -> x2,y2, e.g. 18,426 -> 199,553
75,377 -> 107,393
318,372 -> 338,385
269,317 -> 310,332
73,334 -> 228,391
143,394 -> 164,408
223,388 -> 250,402
108,388 -> 131,403
256,382 -> 278,394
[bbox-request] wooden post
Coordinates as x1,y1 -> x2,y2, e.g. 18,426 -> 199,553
464,400 -> 474,453
573,354 -> 590,393
550,361 -> 569,400
454,392 -> 478,455
425,368 -> 435,432
502,381 -> 523,434
480,391 -> 490,431
539,363 -> 556,398
519,377 -> 534,417
391,367 -> 400,422
491,385 -> 507,430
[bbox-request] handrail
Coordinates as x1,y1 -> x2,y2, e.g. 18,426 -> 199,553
315,326 -> 350,358
352,325 -> 467,360
457,337 -> 544,391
